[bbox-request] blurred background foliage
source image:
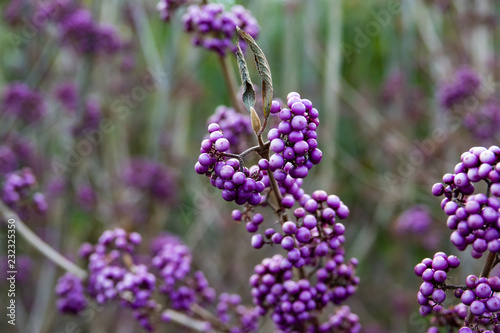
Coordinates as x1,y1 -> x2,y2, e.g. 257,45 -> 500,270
1,0 -> 500,332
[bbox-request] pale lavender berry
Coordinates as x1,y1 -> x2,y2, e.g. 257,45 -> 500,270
270,100 -> 281,113
303,215 -> 317,229
232,210 -> 242,221
281,236 -> 295,251
296,227 -> 311,243
447,255 -> 460,268
461,290 -> 476,305
432,289 -> 446,303
291,116 -> 307,131
291,102 -> 306,115
420,282 -> 434,296
251,234 -> 264,249
475,283 -> 492,298
432,256 -> 448,270
469,300 -> 485,316
491,183 -> 500,197
480,149 -> 496,164
314,242 -> 329,257
486,296 -> 500,312
215,138 -> 230,152
454,173 -> 469,187
304,199 -> 318,213
208,123 -> 220,133
336,204 -> 349,219
282,221 -> 297,235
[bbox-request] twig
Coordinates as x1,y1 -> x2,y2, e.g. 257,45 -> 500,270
163,308 -> 218,332
0,200 -> 87,279
190,303 -> 230,332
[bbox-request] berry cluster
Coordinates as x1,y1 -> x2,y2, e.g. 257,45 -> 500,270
432,146 -> 500,257
182,4 -> 259,56
414,252 -> 461,315
54,82 -> 78,112
55,273 -> 87,314
1,168 -> 47,218
464,100 -> 500,142
456,275 -> 500,317
85,228 -> 144,304
156,0 -> 186,21
216,293 -> 259,333
239,186 -> 358,332
59,8 -> 121,55
1,82 -> 47,124
268,92 -> 322,179
72,98 -> 102,137
394,205 -> 432,235
123,158 -> 177,203
417,146 -> 500,332
250,253 -> 358,332
195,123 -> 265,205
322,306 -> 361,333
438,66 -> 481,110
206,105 -> 253,152
60,229 -> 259,332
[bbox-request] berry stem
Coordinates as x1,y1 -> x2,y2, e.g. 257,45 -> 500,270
443,284 -> 467,290
240,141 -> 270,158
0,200 -> 87,279
218,55 -> 246,115
480,251 -> 496,278
190,303 -> 231,332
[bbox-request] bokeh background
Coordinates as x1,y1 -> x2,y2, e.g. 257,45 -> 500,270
1,0 -> 499,332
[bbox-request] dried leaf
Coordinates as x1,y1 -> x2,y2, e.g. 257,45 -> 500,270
236,27 -> 273,120
236,44 -> 255,113
250,107 -> 261,135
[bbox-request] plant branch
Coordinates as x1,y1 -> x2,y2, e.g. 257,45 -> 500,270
218,55 -> 246,115
163,308 -> 214,332
190,303 -> 230,332
0,200 -> 87,279
480,251 -> 496,278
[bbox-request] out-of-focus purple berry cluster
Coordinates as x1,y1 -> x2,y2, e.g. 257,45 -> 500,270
438,67 -> 481,110
438,66 -> 500,143
1,168 -> 47,219
394,205 -> 441,250
182,3 -> 259,56
123,158 -> 177,203
464,100 -> 500,142
55,272 -> 88,314
57,229 -> 259,332
37,0 -> 122,55
156,0 -> 187,21
1,83 -> 46,125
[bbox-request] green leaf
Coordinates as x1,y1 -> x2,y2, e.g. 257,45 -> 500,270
236,44 -> 255,114
236,27 -> 273,120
